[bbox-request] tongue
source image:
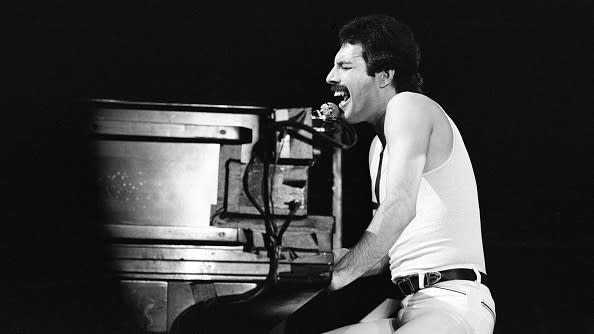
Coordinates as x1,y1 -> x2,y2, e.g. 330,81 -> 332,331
339,97 -> 350,109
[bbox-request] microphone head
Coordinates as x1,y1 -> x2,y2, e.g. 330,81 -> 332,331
320,102 -> 340,120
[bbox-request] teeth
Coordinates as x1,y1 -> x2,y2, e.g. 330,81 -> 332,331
333,91 -> 345,97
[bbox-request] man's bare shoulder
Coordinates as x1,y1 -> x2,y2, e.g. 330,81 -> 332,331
387,92 -> 438,115
384,92 -> 436,135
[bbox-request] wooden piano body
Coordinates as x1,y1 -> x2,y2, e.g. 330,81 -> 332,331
90,99 -> 336,333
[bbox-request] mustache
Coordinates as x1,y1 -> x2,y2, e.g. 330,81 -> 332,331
331,85 -> 348,92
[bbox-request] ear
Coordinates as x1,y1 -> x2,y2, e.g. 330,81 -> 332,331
377,69 -> 395,88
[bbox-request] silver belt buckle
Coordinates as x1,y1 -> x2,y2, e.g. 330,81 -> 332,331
396,276 -> 416,295
424,271 -> 442,286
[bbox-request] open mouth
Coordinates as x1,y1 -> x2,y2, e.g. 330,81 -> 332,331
332,85 -> 351,107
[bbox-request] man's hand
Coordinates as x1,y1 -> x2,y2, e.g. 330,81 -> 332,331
328,269 -> 348,291
328,248 -> 349,291
332,248 -> 350,263
329,248 -> 389,291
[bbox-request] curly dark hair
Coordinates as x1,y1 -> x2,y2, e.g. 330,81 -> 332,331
338,15 -> 423,93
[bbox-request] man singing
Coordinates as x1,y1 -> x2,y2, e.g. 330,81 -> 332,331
324,15 -> 496,333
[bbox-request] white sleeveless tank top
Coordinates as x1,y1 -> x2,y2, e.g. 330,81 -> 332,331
369,104 -> 487,280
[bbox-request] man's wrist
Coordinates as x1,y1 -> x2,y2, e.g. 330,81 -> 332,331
328,271 -> 344,291
328,268 -> 351,291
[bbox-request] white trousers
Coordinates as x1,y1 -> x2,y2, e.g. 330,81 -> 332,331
324,280 -> 496,334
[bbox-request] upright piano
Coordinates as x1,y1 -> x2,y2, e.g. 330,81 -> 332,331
89,99 -> 340,333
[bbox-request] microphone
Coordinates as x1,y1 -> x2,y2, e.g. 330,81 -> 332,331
311,102 -> 341,134
312,102 -> 340,122
320,102 -> 340,121
310,102 -> 358,149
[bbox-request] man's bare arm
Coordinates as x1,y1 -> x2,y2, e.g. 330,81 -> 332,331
333,249 -> 388,277
329,93 -> 432,290
362,254 -> 389,277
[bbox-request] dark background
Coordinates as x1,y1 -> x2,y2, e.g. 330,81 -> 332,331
5,0 -> 592,333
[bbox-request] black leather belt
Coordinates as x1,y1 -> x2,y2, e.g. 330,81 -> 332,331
394,268 -> 488,296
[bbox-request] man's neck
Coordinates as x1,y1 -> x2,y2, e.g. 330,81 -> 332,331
374,115 -> 386,147
371,90 -> 397,146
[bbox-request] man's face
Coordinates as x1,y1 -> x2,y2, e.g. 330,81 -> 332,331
326,43 -> 379,123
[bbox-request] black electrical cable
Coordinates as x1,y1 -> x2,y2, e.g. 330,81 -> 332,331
260,142 -> 281,287
278,200 -> 301,241
171,114 -> 357,334
268,132 -> 287,223
284,129 -> 313,146
214,154 -> 279,306
242,155 -> 266,218
273,120 -> 358,149
222,116 -> 356,305
274,121 -> 346,148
